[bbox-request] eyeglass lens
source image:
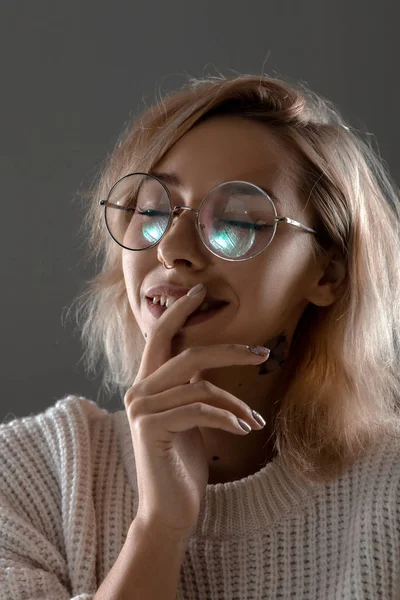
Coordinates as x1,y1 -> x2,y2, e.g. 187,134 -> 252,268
104,173 -> 277,260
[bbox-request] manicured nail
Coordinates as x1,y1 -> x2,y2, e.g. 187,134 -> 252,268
187,283 -> 205,297
252,410 -> 266,427
247,346 -> 270,357
237,418 -> 252,432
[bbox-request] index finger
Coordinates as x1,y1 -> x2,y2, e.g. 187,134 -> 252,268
134,283 -> 207,383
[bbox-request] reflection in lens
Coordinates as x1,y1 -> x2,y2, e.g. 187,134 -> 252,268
105,174 -> 170,250
209,221 -> 255,258
201,182 -> 275,259
140,209 -> 170,245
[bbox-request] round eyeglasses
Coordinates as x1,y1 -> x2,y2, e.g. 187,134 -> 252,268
99,172 -> 318,262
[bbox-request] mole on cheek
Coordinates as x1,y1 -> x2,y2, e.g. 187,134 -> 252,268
212,456 -> 220,461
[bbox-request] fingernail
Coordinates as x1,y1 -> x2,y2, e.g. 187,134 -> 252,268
247,346 -> 270,357
237,418 -> 252,432
252,410 -> 266,427
187,283 -> 205,297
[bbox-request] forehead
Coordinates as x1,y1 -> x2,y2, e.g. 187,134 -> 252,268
153,115 -> 301,204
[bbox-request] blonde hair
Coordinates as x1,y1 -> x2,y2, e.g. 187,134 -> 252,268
65,73 -> 400,483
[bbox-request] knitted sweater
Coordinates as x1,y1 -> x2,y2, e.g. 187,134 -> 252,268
0,396 -> 399,599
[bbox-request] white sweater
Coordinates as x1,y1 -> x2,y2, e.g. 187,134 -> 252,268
0,395 -> 399,599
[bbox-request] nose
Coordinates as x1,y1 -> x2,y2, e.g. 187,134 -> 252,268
156,205 -> 208,268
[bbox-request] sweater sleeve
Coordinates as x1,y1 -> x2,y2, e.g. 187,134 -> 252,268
0,398 -> 99,599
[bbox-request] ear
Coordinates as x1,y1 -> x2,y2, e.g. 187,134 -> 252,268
307,247 -> 347,307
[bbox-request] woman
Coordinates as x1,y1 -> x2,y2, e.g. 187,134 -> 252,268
1,73 -> 400,599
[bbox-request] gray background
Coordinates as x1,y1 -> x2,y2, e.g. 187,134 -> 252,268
1,1 -> 398,422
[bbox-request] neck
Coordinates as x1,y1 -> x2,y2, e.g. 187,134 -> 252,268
198,362 -> 284,484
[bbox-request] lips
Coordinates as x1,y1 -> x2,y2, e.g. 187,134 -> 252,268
146,296 -> 227,312
145,285 -> 225,304
183,302 -> 229,327
192,300 -> 227,313
145,296 -> 229,326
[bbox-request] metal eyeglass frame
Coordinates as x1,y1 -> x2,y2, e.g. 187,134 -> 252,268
98,172 -> 318,262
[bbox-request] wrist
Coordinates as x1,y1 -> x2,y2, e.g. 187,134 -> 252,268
128,515 -> 192,549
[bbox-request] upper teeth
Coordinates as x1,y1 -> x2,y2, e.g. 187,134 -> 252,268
152,295 -> 210,311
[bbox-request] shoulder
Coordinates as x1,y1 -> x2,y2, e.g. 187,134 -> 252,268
1,394 -> 110,430
0,394 -> 111,445
337,428 -> 400,505
0,396 -> 109,598
0,395 -> 115,494
367,428 -> 400,476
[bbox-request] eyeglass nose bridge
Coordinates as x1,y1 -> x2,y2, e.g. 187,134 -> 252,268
169,204 -> 204,229
171,205 -> 200,217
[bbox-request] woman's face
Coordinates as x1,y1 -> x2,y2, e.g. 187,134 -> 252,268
122,115 -> 325,354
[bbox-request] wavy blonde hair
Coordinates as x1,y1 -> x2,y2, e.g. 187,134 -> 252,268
65,73 -> 400,483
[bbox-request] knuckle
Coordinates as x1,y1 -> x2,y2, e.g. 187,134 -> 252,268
130,397 -> 147,418
182,346 -> 203,359
192,379 -> 211,392
222,408 -> 237,424
219,343 -> 236,350
124,383 -> 139,403
179,347 -> 192,361
190,402 -> 209,416
124,386 -> 146,417
123,388 -> 134,410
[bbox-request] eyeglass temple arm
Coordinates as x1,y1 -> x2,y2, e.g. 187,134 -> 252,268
276,217 -> 317,234
99,199 -> 135,212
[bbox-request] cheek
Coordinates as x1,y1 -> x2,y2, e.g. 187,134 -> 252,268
122,253 -> 142,309
239,241 -> 316,312
122,249 -> 161,317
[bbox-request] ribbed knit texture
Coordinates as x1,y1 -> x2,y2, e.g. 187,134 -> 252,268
0,395 -> 399,599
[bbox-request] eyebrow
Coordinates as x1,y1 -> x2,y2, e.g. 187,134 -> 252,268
150,171 -> 182,188
149,170 -> 280,205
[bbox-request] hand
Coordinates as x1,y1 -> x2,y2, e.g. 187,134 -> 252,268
124,284 -> 270,541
